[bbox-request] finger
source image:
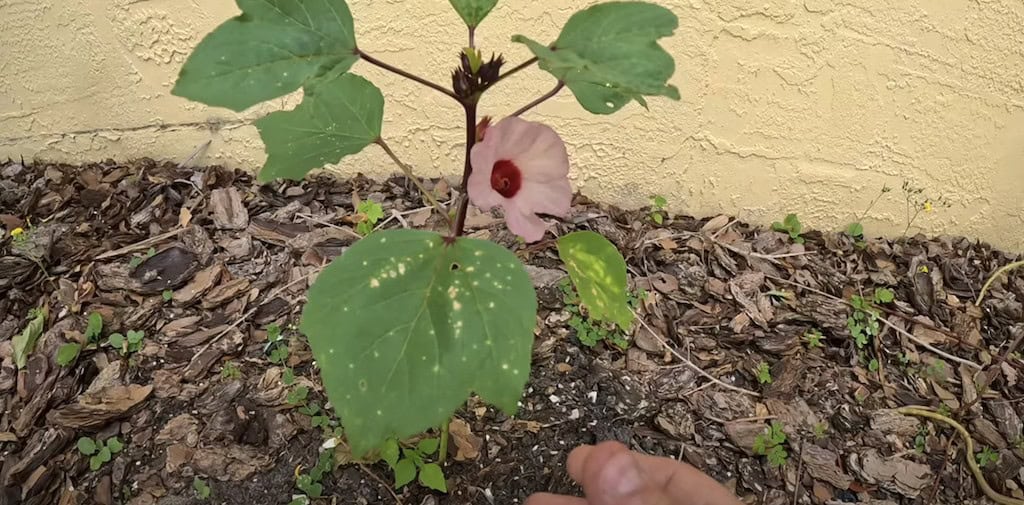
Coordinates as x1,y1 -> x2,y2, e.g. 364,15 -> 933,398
569,441 -> 741,505
522,493 -> 587,505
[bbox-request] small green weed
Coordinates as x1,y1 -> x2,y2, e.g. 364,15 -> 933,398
813,422 -> 828,440
162,289 -> 174,302
846,184 -> 891,247
753,421 -> 788,467
128,247 -> 156,269
58,311 -> 105,367
847,295 -> 881,349
77,436 -> 123,471
649,195 -> 668,225
108,330 -> 144,356
755,362 -> 772,384
976,446 -> 1000,468
914,425 -> 929,454
290,449 -> 334,504
560,279 -> 643,349
220,360 -> 242,380
193,477 -> 212,500
381,437 -> 447,492
771,214 -> 804,244
356,200 -> 385,236
804,329 -> 824,349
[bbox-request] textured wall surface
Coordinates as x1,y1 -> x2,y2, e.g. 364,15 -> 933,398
2,0 -> 1022,250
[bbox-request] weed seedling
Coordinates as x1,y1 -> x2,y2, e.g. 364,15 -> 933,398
755,362 -> 772,384
291,449 -> 334,504
753,421 -> 788,467
813,422 -> 828,440
108,330 -> 144,356
355,200 -> 385,236
771,214 -> 805,244
58,311 -> 105,367
193,477 -> 212,500
649,195 -> 668,225
220,361 -> 242,380
846,184 -> 891,246
128,247 -> 156,269
976,446 -> 1000,468
560,279 -> 643,349
162,289 -> 174,302
78,436 -> 124,471
382,437 -> 447,492
804,329 -> 824,349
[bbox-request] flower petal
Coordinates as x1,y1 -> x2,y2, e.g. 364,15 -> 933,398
467,135 -> 503,211
517,178 -> 572,218
502,204 -> 549,243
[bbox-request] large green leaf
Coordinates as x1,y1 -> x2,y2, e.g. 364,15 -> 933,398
172,0 -> 358,112
255,73 -> 383,182
512,2 -> 680,114
301,229 -> 537,456
557,231 -> 632,329
449,0 -> 498,28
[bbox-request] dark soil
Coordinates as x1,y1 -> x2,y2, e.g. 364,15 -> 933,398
2,158 -> 1024,505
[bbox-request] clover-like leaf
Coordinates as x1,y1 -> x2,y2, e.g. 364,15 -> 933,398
418,463 -> 448,492
449,0 -> 498,28
557,231 -> 632,330
172,0 -> 359,112
256,73 -> 383,182
77,437 -> 97,456
512,2 -> 679,114
300,230 -> 536,457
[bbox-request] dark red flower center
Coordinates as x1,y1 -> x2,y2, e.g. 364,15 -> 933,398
490,160 -> 522,198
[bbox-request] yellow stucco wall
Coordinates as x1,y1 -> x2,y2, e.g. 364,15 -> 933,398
2,0 -> 1022,250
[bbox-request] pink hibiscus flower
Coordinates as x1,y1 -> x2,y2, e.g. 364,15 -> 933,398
467,117 -> 572,242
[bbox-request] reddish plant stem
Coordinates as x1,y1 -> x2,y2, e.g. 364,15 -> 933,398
357,49 -> 458,101
451,101 -> 478,238
481,56 -> 539,93
511,81 -> 565,117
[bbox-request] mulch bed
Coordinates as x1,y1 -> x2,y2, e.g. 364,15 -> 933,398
1,158 -> 1023,505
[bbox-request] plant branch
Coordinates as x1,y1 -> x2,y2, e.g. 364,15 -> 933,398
451,102 -> 478,238
468,26 -> 476,49
375,139 -> 452,226
976,260 -> 1024,306
511,81 -> 565,117
357,49 -> 458,101
483,56 -> 539,92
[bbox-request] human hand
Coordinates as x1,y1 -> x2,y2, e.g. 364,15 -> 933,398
525,441 -> 744,505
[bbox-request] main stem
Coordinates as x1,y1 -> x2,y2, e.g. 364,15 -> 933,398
451,101 -> 478,238
438,417 -> 451,465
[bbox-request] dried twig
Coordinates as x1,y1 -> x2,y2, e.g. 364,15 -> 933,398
632,310 -> 760,397
766,275 -> 982,370
94,228 -> 187,260
977,260 -> 1024,306
704,233 -> 815,263
359,464 -> 403,504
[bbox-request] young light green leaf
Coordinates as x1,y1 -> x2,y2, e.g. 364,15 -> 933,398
381,439 -> 401,468
557,231 -> 632,330
57,343 -> 82,367
89,455 -> 104,471
448,0 -> 498,28
418,463 -> 448,492
300,230 -> 536,457
847,222 -> 864,237
256,73 -> 384,182
13,307 -> 47,369
393,458 -> 417,489
108,333 -> 125,351
172,0 -> 358,112
85,312 -> 103,342
193,477 -> 212,500
416,438 -> 439,456
97,447 -> 112,463
106,437 -> 124,454
127,330 -> 144,345
512,2 -> 679,114
77,437 -> 97,456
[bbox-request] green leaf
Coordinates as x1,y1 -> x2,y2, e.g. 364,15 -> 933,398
769,421 -> 787,445
300,229 -> 536,457
85,312 -> 103,342
13,307 -> 47,369
783,214 -> 802,234
846,222 -> 864,237
193,477 -> 212,500
393,458 -> 417,489
256,73 -> 383,183
267,324 -> 283,342
448,0 -> 498,28
287,386 -> 310,405
77,437 -> 98,456
108,333 -> 125,350
57,343 -> 82,367
97,447 -> 112,463
282,367 -> 296,385
106,437 -> 124,454
127,330 -> 144,344
162,290 -> 174,302
172,0 -> 358,112
752,435 -> 766,455
359,201 -> 385,224
874,287 -> 895,304
653,195 -> 667,208
557,231 -> 632,330
418,463 -> 448,492
89,455 -> 103,471
417,438 -> 439,456
512,2 -> 679,114
651,213 -> 663,225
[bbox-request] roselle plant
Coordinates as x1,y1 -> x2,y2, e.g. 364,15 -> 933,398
173,0 -> 679,458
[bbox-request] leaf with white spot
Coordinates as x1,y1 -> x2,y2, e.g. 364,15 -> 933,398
172,0 -> 359,112
255,73 -> 383,182
301,229 -> 536,456
557,231 -> 632,330
512,2 -> 679,114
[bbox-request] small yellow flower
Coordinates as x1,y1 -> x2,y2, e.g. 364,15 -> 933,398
10,227 -> 24,238
919,265 -> 929,273
923,201 -> 933,212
